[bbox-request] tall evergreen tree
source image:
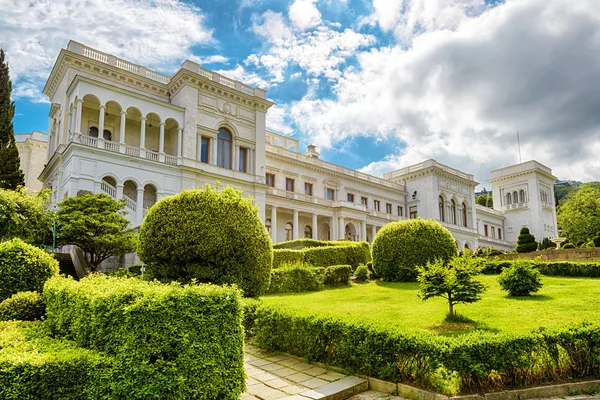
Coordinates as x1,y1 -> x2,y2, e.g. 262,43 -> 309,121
0,49 -> 24,190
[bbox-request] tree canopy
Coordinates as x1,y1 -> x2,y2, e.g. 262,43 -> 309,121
557,183 -> 600,244
0,188 -> 52,244
475,193 -> 493,208
56,193 -> 137,272
0,49 -> 24,190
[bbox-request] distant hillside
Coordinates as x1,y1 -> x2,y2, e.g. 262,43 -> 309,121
554,180 -> 583,206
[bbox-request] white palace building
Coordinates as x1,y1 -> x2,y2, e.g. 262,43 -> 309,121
36,41 -> 559,252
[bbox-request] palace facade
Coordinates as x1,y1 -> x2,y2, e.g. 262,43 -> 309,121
38,41 -> 559,251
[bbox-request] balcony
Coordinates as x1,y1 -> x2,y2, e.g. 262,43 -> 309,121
440,221 -> 478,235
267,188 -> 369,212
502,202 -> 528,212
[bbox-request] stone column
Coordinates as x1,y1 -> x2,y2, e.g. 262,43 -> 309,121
330,217 -> 335,241
197,135 -> 202,161
75,98 -> 83,134
66,112 -> 72,141
116,184 -> 124,200
371,225 -> 377,243
339,217 -> 345,241
248,149 -> 254,175
234,144 -> 240,171
211,138 -> 218,165
139,117 -> 146,149
119,111 -> 127,153
293,210 -> 299,240
159,122 -> 165,162
271,206 -> 277,243
177,128 -> 183,159
312,214 -> 318,240
97,105 -> 105,148
136,188 -> 144,226
361,220 -> 367,242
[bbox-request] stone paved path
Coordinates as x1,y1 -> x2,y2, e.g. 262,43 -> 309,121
242,344 -> 364,400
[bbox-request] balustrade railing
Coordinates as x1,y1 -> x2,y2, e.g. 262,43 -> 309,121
80,135 -> 98,147
104,141 -> 120,152
145,150 -> 160,162
125,146 -> 140,157
100,181 -> 117,198
165,155 -> 178,165
124,195 -> 137,212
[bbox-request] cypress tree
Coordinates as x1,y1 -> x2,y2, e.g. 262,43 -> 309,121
0,48 -> 25,190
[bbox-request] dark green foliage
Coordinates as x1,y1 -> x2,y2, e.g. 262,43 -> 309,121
0,49 -> 24,190
43,275 -> 245,399
474,247 -> 504,257
56,193 -> 137,272
538,237 -> 555,251
366,261 -> 379,279
273,242 -> 370,270
273,238 -> 361,249
138,185 -> 272,297
0,238 -> 59,302
354,264 -> 370,282
557,183 -> 600,244
516,227 -> 537,253
475,193 -> 493,208
372,219 -> 457,282
248,304 -> 600,394
417,254 -> 486,316
242,298 -> 262,336
267,263 -> 324,294
480,259 -> 600,277
0,291 -> 45,321
0,321 -> 115,400
498,261 -> 543,296
593,236 -> 600,247
323,265 -> 352,285
562,243 -> 576,249
0,188 -> 52,244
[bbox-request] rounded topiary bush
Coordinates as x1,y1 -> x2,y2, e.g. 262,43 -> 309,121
0,238 -> 59,302
0,291 -> 45,321
372,219 -> 457,282
516,227 -> 537,253
138,185 -> 273,297
354,264 -> 370,282
498,260 -> 543,296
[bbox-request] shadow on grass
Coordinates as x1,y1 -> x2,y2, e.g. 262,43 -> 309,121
375,281 -> 420,290
505,294 -> 553,301
429,313 -> 500,337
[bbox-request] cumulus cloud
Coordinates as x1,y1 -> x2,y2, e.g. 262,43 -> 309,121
0,0 -> 213,102
215,65 -> 272,89
290,0 -> 600,183
289,0 -> 322,31
266,104 -> 295,135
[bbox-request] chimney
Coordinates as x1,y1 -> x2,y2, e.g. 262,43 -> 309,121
305,144 -> 320,159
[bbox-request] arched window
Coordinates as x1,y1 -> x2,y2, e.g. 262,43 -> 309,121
451,199 -> 457,224
88,126 -> 99,137
519,190 -> 525,203
217,128 -> 232,169
304,225 -> 312,239
439,196 -> 445,222
103,129 -> 112,141
464,243 -> 470,250
462,202 -> 468,227
507,192 -> 512,205
285,222 -> 293,241
265,218 -> 271,233
513,191 -> 518,204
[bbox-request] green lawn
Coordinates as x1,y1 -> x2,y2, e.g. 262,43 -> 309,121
260,275 -> 600,335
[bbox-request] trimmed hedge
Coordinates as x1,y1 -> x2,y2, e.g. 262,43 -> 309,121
323,265 -> 352,286
481,259 -> 600,277
44,275 -> 245,399
498,261 -> 543,296
138,185 -> 272,297
0,321 -> 114,400
0,291 -> 45,321
246,305 -> 600,394
267,264 -> 324,294
0,238 -> 59,302
273,242 -> 370,269
372,219 -> 457,282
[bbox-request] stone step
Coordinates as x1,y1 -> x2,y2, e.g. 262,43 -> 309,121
287,376 -> 369,400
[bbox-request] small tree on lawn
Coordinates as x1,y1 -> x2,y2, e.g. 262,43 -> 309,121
516,227 -> 537,253
417,253 -> 486,318
56,193 -> 137,272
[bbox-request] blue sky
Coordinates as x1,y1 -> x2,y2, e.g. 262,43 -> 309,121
4,0 -> 600,185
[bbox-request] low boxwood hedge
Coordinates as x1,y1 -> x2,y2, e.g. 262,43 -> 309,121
273,241 -> 370,269
246,305 -> 600,394
481,259 -> 600,277
267,264 -> 325,294
323,265 -> 352,286
0,291 -> 45,321
44,275 -> 245,399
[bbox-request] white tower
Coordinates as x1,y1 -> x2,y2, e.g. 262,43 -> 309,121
489,161 -> 558,245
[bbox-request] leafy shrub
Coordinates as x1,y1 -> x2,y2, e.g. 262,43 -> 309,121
44,275 -> 245,399
249,304 -> 600,394
562,243 -> 576,249
273,242 -> 370,270
323,265 -> 352,285
366,261 -> 379,279
138,185 -> 272,297
0,291 -> 45,321
372,219 -> 457,281
242,298 -> 262,335
498,261 -> 543,296
516,227 -> 537,253
0,238 -> 59,302
482,259 -> 600,278
0,188 -> 52,244
354,264 -> 370,282
274,239 -> 351,249
0,321 -> 115,400
593,236 -> 600,248
273,249 -> 304,268
267,263 -> 324,294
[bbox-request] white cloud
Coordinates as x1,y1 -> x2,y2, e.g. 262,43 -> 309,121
189,55 -> 229,65
266,104 -> 294,135
289,0 -> 322,31
215,65 -> 272,89
289,0 -> 600,183
0,0 -> 213,102
251,10 -> 294,44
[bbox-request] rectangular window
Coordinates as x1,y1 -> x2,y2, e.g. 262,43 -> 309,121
200,137 -> 210,163
361,196 -> 368,207
409,206 -> 417,219
305,182 -> 313,196
326,188 -> 335,200
374,200 -> 380,211
347,193 -> 355,203
492,226 -> 496,239
484,224 -> 489,237
397,206 -> 403,217
265,173 -> 275,187
498,228 -> 502,240
238,147 -> 248,173
286,178 -> 295,192
386,203 -> 392,214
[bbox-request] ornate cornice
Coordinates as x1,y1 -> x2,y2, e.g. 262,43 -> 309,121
401,167 -> 479,188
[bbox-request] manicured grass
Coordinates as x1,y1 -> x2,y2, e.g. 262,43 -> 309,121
260,275 -> 600,335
